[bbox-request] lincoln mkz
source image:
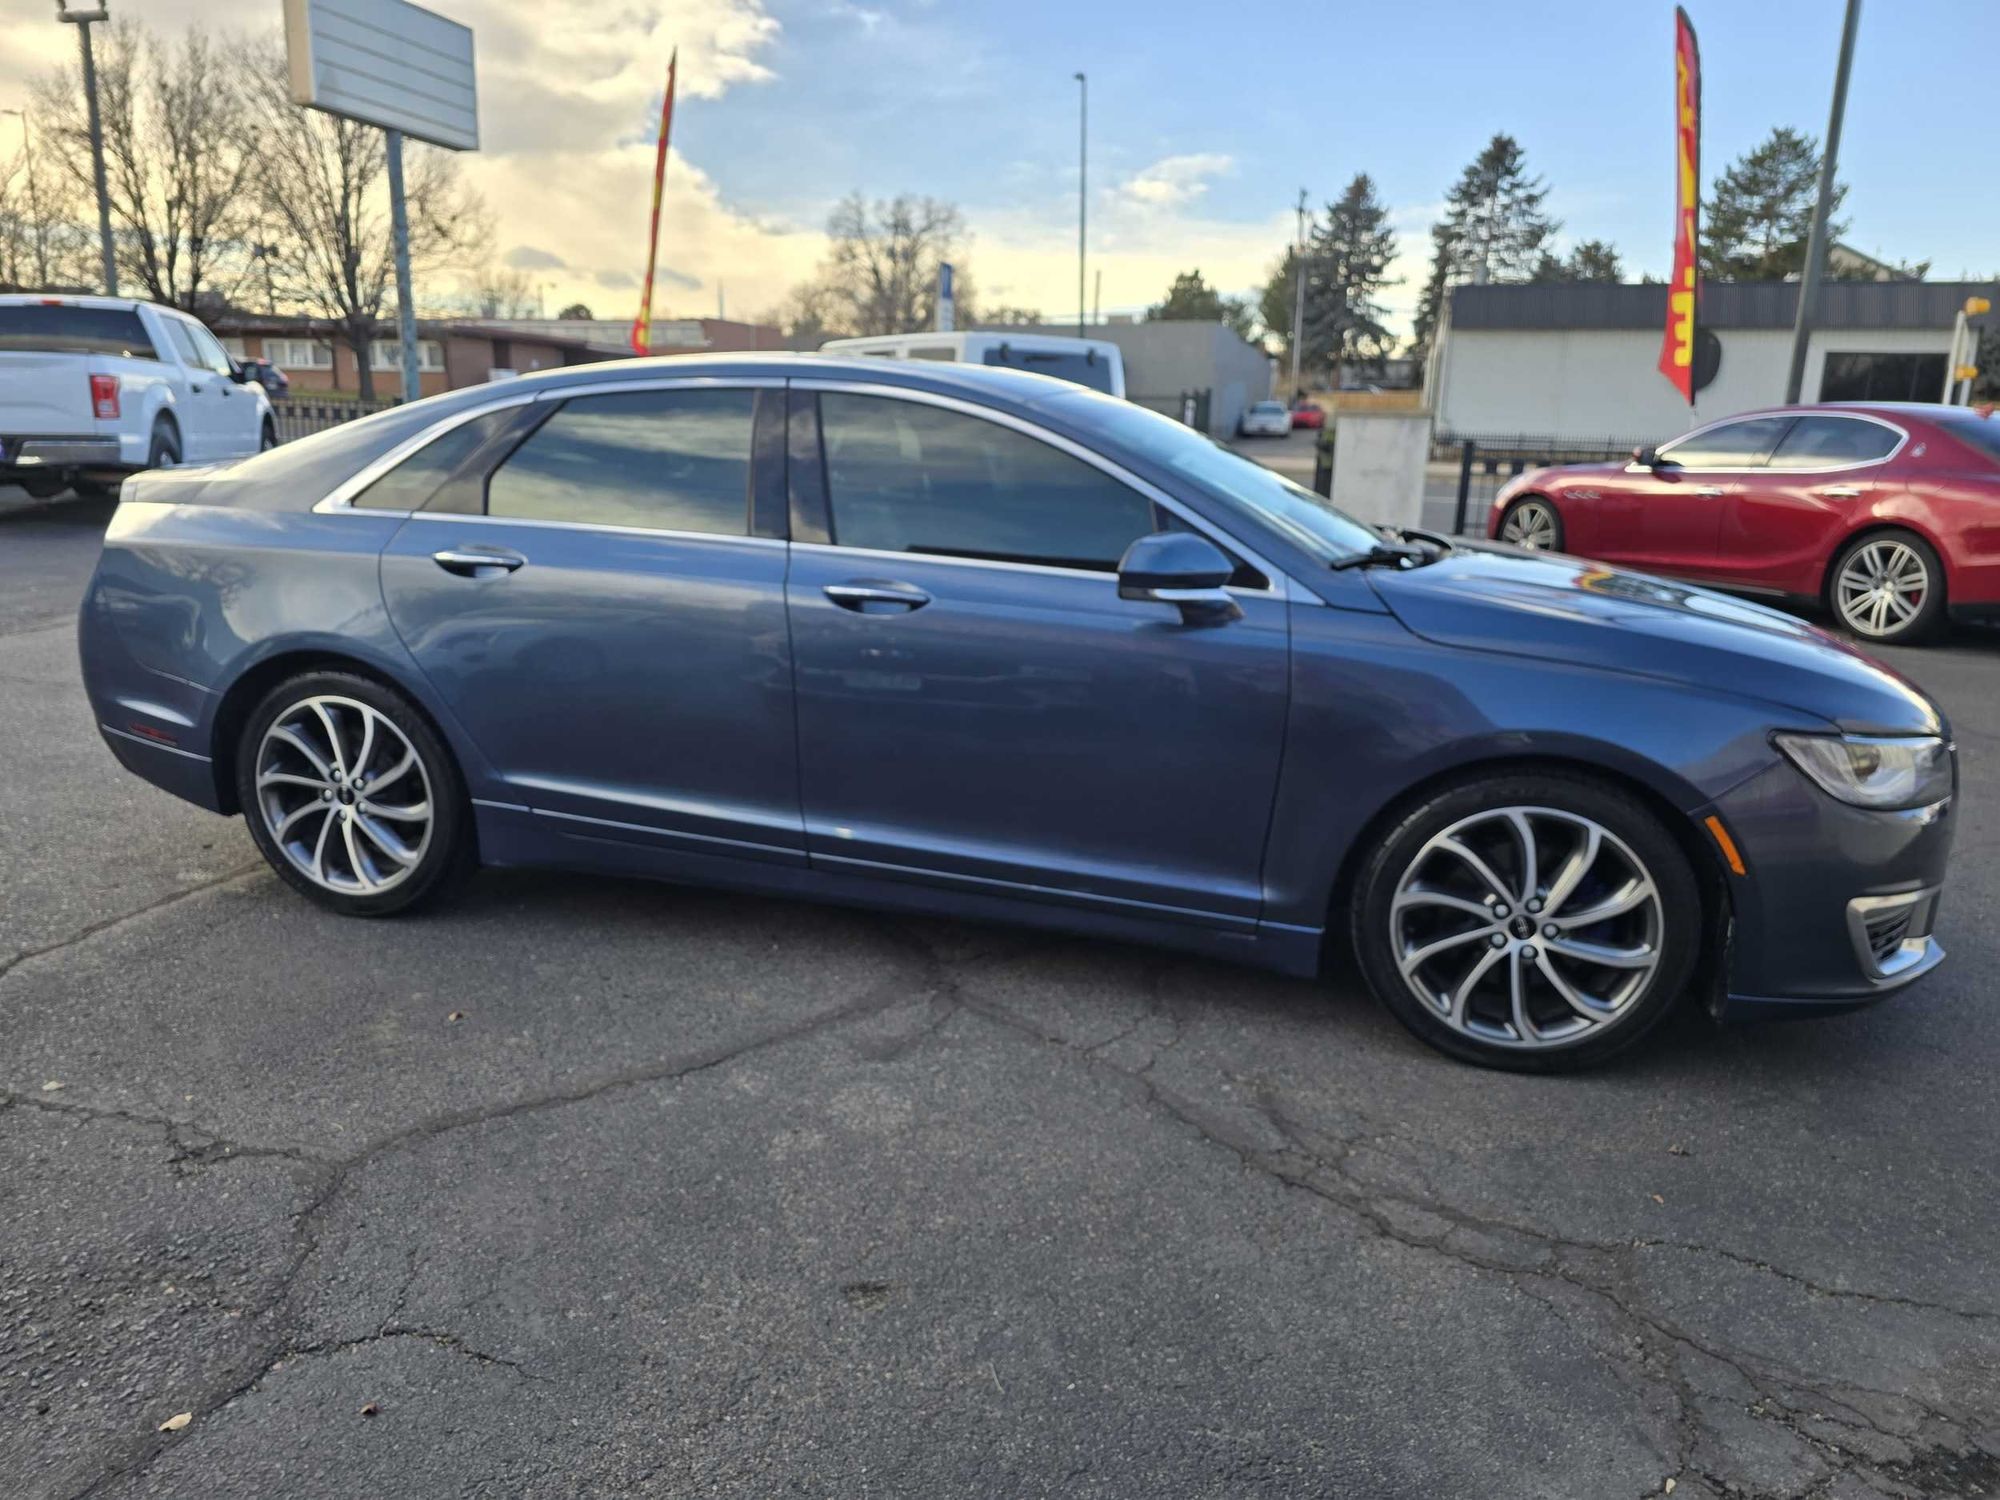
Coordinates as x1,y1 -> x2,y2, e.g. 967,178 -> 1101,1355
80,358 -> 1955,1069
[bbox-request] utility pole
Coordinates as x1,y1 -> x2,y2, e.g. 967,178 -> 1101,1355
1784,0 -> 1862,404
1289,189 -> 1309,398
384,129 -> 421,403
1074,72 -> 1087,339
56,2 -> 118,295
1092,268 -> 1102,328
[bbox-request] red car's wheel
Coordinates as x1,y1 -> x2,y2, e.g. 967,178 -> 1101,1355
1829,530 -> 1946,646
1499,497 -> 1563,552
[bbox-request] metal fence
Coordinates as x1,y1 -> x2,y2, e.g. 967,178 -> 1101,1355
269,397 -> 398,444
1443,433 -> 1656,535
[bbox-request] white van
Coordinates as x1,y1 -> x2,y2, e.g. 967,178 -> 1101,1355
818,331 -> 1126,398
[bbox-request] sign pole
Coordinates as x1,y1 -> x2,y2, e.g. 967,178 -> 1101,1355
1783,0 -> 1862,405
385,127 -> 421,403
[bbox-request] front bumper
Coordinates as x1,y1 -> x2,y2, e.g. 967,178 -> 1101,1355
1708,758 -> 1954,1021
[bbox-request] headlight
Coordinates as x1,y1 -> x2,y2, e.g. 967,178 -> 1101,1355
1773,733 -> 1952,810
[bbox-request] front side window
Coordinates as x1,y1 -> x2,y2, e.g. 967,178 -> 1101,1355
186,322 -> 236,376
486,388 -> 755,535
1766,415 -> 1900,469
818,392 -> 1159,571
1657,416 -> 1795,469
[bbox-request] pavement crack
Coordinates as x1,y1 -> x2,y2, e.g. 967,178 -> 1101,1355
0,862 -> 265,988
2,1091 -> 338,1171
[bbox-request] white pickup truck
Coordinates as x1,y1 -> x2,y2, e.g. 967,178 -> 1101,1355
0,294 -> 275,498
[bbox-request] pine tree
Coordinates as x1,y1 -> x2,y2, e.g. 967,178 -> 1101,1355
1409,223 -> 1457,370
1702,127 -> 1847,281
1530,239 -> 1625,283
1299,173 -> 1398,378
1146,268 -> 1255,340
1410,135 -> 1557,367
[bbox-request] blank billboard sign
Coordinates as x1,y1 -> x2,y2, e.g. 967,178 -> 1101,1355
283,0 -> 479,152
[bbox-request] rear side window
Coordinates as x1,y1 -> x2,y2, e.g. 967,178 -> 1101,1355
1766,415 -> 1900,468
980,345 -> 1117,393
1657,416 -> 1794,469
0,305 -> 156,359
486,388 -> 755,534
350,410 -> 519,510
818,392 -> 1158,570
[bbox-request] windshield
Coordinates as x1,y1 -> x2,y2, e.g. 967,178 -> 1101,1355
1047,392 -> 1380,563
1938,411 -> 2000,467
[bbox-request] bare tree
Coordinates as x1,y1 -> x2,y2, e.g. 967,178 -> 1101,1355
0,110 -> 97,290
796,193 -> 970,336
455,262 -> 537,319
35,22 -> 259,312
239,41 -> 489,398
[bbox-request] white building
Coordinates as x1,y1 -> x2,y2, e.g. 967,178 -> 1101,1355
1431,280 -> 1995,447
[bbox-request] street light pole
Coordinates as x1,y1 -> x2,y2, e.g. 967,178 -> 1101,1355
56,2 -> 118,296
1074,71 -> 1087,339
1289,189 -> 1308,398
1783,0 -> 1862,404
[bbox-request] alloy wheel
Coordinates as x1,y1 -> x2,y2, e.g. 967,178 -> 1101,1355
1501,500 -> 1558,550
1835,539 -> 1928,638
254,695 -> 434,895
1389,806 -> 1665,1050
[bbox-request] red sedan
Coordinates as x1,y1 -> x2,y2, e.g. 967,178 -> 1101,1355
1289,399 -> 1325,430
1489,402 -> 2000,645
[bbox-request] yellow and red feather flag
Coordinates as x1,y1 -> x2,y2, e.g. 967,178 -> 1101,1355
1658,8 -> 1701,403
631,47 -> 678,357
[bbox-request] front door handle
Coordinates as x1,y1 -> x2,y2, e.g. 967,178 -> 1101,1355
823,582 -> 931,613
1817,485 -> 1863,499
433,546 -> 527,577
1694,486 -> 1726,498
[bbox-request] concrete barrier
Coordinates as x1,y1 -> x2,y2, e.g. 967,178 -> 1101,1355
1330,410 -> 1433,530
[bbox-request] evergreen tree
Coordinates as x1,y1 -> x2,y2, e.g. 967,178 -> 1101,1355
1409,223 -> 1457,369
1146,268 -> 1255,340
1410,135 -> 1556,366
1531,239 -> 1625,283
1702,127 -> 1847,281
1298,173 -> 1398,377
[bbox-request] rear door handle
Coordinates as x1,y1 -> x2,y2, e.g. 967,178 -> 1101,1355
433,547 -> 527,577
823,582 -> 931,613
1818,485 -> 1863,499
1695,486 -> 1726,498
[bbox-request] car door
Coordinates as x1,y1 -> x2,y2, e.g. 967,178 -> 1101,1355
377,381 -> 806,865
157,317 -> 231,462
1715,412 -> 1906,594
183,319 -> 264,455
1614,414 -> 1796,577
784,384 -> 1291,925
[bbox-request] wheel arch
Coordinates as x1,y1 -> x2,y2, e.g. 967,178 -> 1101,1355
1323,750 -> 1733,983
207,648 -> 461,816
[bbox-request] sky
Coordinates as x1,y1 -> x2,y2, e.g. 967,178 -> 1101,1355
0,0 -> 1991,337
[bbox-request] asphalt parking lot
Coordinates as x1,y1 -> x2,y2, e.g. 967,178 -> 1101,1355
4,485 -> 1999,1500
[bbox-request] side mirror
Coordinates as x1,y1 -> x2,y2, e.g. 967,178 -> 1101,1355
229,360 -> 254,385
1117,531 -> 1241,626
1632,445 -> 1658,467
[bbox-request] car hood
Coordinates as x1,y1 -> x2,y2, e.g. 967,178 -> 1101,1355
1367,545 -> 1944,737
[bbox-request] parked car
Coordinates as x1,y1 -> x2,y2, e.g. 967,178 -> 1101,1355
1238,399 -> 1293,437
81,358 -> 1954,1071
1289,399 -> 1325,430
1490,402 -> 2000,646
819,331 -> 1125,397
0,294 -> 275,498
234,355 -> 290,400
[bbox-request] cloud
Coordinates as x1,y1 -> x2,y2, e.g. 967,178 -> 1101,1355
1116,153 -> 1235,210
503,245 -> 567,270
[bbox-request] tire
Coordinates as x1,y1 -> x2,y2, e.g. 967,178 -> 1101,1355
1350,770 -> 1702,1072
147,419 -> 181,470
1828,529 -> 1946,646
1499,496 -> 1563,551
259,418 -> 277,451
235,670 -> 475,917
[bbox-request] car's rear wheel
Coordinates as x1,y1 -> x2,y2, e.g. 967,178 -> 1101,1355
147,418 -> 181,471
1829,529 -> 1945,646
1499,496 -> 1563,551
235,671 -> 474,916
259,418 -> 277,451
1351,772 -> 1702,1071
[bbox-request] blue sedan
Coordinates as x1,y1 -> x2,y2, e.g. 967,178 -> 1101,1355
78,357 -> 1955,1069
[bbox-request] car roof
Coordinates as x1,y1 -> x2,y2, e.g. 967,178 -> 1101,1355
484,350 -> 1101,409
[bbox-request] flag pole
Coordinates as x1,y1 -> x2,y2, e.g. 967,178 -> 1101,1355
632,48 -> 678,357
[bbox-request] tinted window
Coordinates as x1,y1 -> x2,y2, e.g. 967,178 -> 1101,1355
486,389 -> 755,534
819,393 -> 1158,570
350,410 -> 518,510
980,346 -> 1117,393
0,305 -> 156,359
1766,415 -> 1900,468
1658,416 -> 1794,468
1820,351 -> 1948,402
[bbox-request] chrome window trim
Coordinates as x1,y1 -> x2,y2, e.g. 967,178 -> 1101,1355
398,510 -> 787,549
788,538 -> 1289,600
1630,410 -> 1909,477
792,377 -> 1299,596
311,376 -> 784,517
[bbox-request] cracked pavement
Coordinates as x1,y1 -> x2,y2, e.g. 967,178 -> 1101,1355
4,490 -> 1999,1498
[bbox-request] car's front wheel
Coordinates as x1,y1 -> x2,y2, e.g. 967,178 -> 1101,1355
1351,771 -> 1702,1071
1829,529 -> 1945,646
1499,496 -> 1563,551
235,671 -> 475,916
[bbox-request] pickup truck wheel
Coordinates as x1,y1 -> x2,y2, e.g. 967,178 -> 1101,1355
260,419 -> 277,451
147,420 -> 181,470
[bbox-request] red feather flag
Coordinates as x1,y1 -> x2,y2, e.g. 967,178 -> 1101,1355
631,48 -> 678,357
1658,9 -> 1702,403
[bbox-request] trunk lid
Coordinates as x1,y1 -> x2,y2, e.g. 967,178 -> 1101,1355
0,302 -> 160,435
0,352 -> 105,434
